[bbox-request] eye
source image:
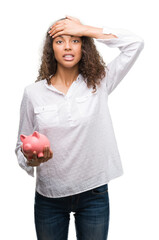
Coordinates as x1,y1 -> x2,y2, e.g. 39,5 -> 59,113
72,39 -> 79,43
56,40 -> 63,44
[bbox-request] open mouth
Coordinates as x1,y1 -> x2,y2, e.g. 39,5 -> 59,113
63,54 -> 74,61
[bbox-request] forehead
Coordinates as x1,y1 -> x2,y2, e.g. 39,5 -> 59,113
54,35 -> 81,39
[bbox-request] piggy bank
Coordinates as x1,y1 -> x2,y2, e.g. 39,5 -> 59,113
20,131 -> 50,160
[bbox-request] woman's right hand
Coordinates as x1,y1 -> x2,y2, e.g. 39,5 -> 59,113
21,146 -> 53,167
49,15 -> 85,38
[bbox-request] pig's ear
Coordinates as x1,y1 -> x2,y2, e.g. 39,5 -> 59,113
20,134 -> 26,142
32,131 -> 40,139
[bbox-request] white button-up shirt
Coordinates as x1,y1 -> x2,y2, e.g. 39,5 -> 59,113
15,27 -> 144,198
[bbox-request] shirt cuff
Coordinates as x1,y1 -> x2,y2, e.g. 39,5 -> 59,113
102,26 -> 140,39
18,149 -> 34,177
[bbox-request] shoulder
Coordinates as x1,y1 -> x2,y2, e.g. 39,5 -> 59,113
24,80 -> 46,96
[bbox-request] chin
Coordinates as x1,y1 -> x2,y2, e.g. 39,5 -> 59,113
60,60 -> 80,68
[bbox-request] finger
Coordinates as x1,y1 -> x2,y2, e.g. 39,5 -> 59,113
48,147 -> 53,159
27,161 -> 31,166
49,17 -> 70,31
50,21 -> 59,29
44,147 -> 49,158
39,158 -> 44,163
46,148 -> 50,159
66,15 -> 75,20
45,145 -> 50,157
32,151 -> 36,157
45,148 -> 53,162
42,146 -> 47,158
65,15 -> 80,22
48,22 -> 62,34
50,149 -> 53,158
32,151 -> 37,160
52,31 -> 66,39
44,148 -> 51,160
47,147 -> 51,158
50,25 -> 64,36
51,20 -> 66,30
27,160 -> 35,166
49,23 -> 62,32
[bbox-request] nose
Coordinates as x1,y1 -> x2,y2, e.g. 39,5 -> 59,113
64,41 -> 72,50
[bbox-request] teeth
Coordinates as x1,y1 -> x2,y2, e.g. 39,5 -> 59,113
64,55 -> 74,57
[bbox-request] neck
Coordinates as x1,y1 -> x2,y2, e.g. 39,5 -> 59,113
52,65 -> 79,87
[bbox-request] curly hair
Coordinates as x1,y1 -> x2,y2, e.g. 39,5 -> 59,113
36,18 -> 107,92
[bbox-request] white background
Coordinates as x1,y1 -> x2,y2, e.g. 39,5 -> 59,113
0,0 -> 159,239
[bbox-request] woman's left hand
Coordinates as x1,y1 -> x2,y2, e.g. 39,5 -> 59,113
48,16 -> 86,38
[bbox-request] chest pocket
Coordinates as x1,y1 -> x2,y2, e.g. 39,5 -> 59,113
75,90 -> 98,119
34,105 -> 59,129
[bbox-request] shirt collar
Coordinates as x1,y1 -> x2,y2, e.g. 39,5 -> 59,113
44,73 -> 83,94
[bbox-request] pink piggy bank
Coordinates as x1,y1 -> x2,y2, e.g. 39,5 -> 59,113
20,131 -> 50,160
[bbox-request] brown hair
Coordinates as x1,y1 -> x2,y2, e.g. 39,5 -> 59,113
36,18 -> 107,92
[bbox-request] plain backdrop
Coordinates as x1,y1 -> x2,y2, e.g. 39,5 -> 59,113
0,0 -> 159,239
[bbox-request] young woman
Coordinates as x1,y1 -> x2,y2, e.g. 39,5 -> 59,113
15,15 -> 144,240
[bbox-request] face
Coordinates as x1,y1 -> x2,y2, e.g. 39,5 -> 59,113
52,35 -> 82,69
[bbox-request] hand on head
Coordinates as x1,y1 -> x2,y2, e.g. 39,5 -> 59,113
48,16 -> 85,39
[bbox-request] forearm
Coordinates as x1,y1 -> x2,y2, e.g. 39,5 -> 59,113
82,25 -> 118,39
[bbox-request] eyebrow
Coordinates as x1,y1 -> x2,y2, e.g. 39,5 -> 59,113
57,35 -> 80,38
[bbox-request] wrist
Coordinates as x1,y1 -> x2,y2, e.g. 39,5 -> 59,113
27,159 -> 41,167
82,25 -> 103,39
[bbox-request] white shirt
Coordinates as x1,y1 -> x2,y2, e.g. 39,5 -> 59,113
15,27 -> 144,198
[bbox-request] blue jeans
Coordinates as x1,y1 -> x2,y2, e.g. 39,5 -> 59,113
34,184 -> 109,240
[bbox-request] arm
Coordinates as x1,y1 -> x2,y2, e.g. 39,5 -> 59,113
15,87 -> 34,177
15,88 -> 53,173
49,15 -> 118,40
95,27 -> 145,94
49,16 -> 144,94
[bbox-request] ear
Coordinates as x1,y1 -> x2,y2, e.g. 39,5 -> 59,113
20,134 -> 26,142
32,131 -> 40,139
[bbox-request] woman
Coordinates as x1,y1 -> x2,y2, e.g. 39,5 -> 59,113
15,15 -> 144,240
